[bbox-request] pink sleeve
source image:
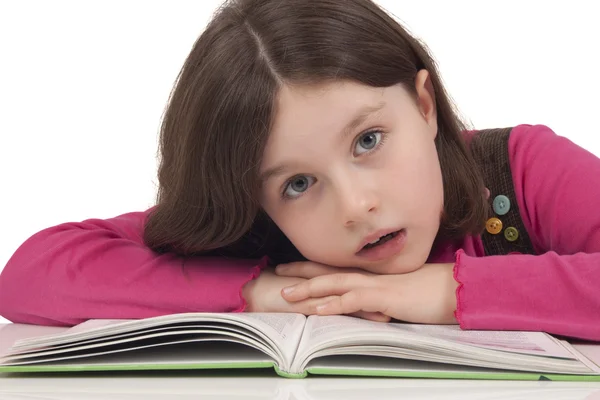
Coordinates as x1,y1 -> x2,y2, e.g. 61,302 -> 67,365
0,210 -> 266,326
454,124 -> 600,340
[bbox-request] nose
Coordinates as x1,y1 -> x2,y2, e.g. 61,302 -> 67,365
335,174 -> 380,226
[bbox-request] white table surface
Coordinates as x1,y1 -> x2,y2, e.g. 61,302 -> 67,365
1,373 -> 600,400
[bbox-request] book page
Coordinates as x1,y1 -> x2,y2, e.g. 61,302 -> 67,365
296,315 -> 396,351
237,313 -> 307,367
389,324 -> 574,358
3,313 -> 306,372
290,316 -> 583,373
291,316 -> 395,372
567,342 -> 600,373
0,324 -> 70,357
572,343 -> 600,368
2,330 -> 276,365
6,340 -> 274,368
299,316 -> 574,359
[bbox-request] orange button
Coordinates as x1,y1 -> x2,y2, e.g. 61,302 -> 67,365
485,217 -> 503,234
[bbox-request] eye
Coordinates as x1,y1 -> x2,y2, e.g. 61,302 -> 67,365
354,130 -> 383,156
282,175 -> 316,200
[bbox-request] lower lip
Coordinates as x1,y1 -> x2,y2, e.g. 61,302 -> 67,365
356,229 -> 407,261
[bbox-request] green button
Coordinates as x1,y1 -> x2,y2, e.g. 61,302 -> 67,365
504,226 -> 519,242
493,195 -> 511,216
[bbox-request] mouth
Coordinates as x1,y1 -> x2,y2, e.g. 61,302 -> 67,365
361,230 -> 399,250
356,228 -> 407,261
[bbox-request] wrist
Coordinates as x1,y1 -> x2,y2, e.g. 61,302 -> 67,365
241,273 -> 261,312
445,262 -> 459,323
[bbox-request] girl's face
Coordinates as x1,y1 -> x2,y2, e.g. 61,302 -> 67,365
259,70 -> 443,274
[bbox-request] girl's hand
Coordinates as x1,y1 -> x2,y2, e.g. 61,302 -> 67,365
277,263 -> 459,324
242,269 -> 311,313
242,269 -> 388,321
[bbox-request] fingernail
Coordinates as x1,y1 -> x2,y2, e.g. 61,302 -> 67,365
316,302 -> 329,313
282,286 -> 295,296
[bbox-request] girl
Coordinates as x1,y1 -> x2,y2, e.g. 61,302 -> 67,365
0,0 -> 599,340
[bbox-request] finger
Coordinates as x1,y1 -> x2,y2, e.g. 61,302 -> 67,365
288,297 -> 389,321
288,295 -> 339,315
316,288 -> 390,316
349,311 -> 391,322
275,262 -> 340,279
282,273 -> 375,302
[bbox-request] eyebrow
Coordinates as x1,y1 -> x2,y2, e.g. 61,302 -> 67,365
259,101 -> 386,184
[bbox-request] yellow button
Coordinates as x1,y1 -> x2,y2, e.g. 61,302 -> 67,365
504,226 -> 519,242
485,218 -> 503,234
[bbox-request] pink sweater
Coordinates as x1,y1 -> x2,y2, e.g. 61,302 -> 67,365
1,124 -> 599,340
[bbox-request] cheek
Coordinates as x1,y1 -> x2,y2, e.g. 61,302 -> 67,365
388,147 -> 443,219
269,209 -> 320,247
276,212 -> 343,263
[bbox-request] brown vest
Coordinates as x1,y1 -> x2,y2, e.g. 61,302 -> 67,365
470,128 -> 536,256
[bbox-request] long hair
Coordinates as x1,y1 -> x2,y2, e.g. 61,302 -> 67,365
143,0 -> 488,264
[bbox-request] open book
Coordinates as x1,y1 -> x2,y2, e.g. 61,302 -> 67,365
1,313 -> 599,380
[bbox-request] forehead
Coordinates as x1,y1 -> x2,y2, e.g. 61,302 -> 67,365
264,81 -> 411,151
268,82 -> 369,147
273,80 -> 385,124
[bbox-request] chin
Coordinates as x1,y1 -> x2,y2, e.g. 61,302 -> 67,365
386,263 -> 421,274
388,251 -> 429,274
304,254 -> 353,268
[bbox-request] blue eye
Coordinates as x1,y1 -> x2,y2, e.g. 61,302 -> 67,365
279,129 -> 388,201
282,175 -> 316,199
354,130 -> 383,155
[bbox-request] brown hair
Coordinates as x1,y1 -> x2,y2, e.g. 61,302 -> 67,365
144,0 -> 489,264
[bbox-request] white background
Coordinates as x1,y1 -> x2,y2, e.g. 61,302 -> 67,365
0,1 -> 598,325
